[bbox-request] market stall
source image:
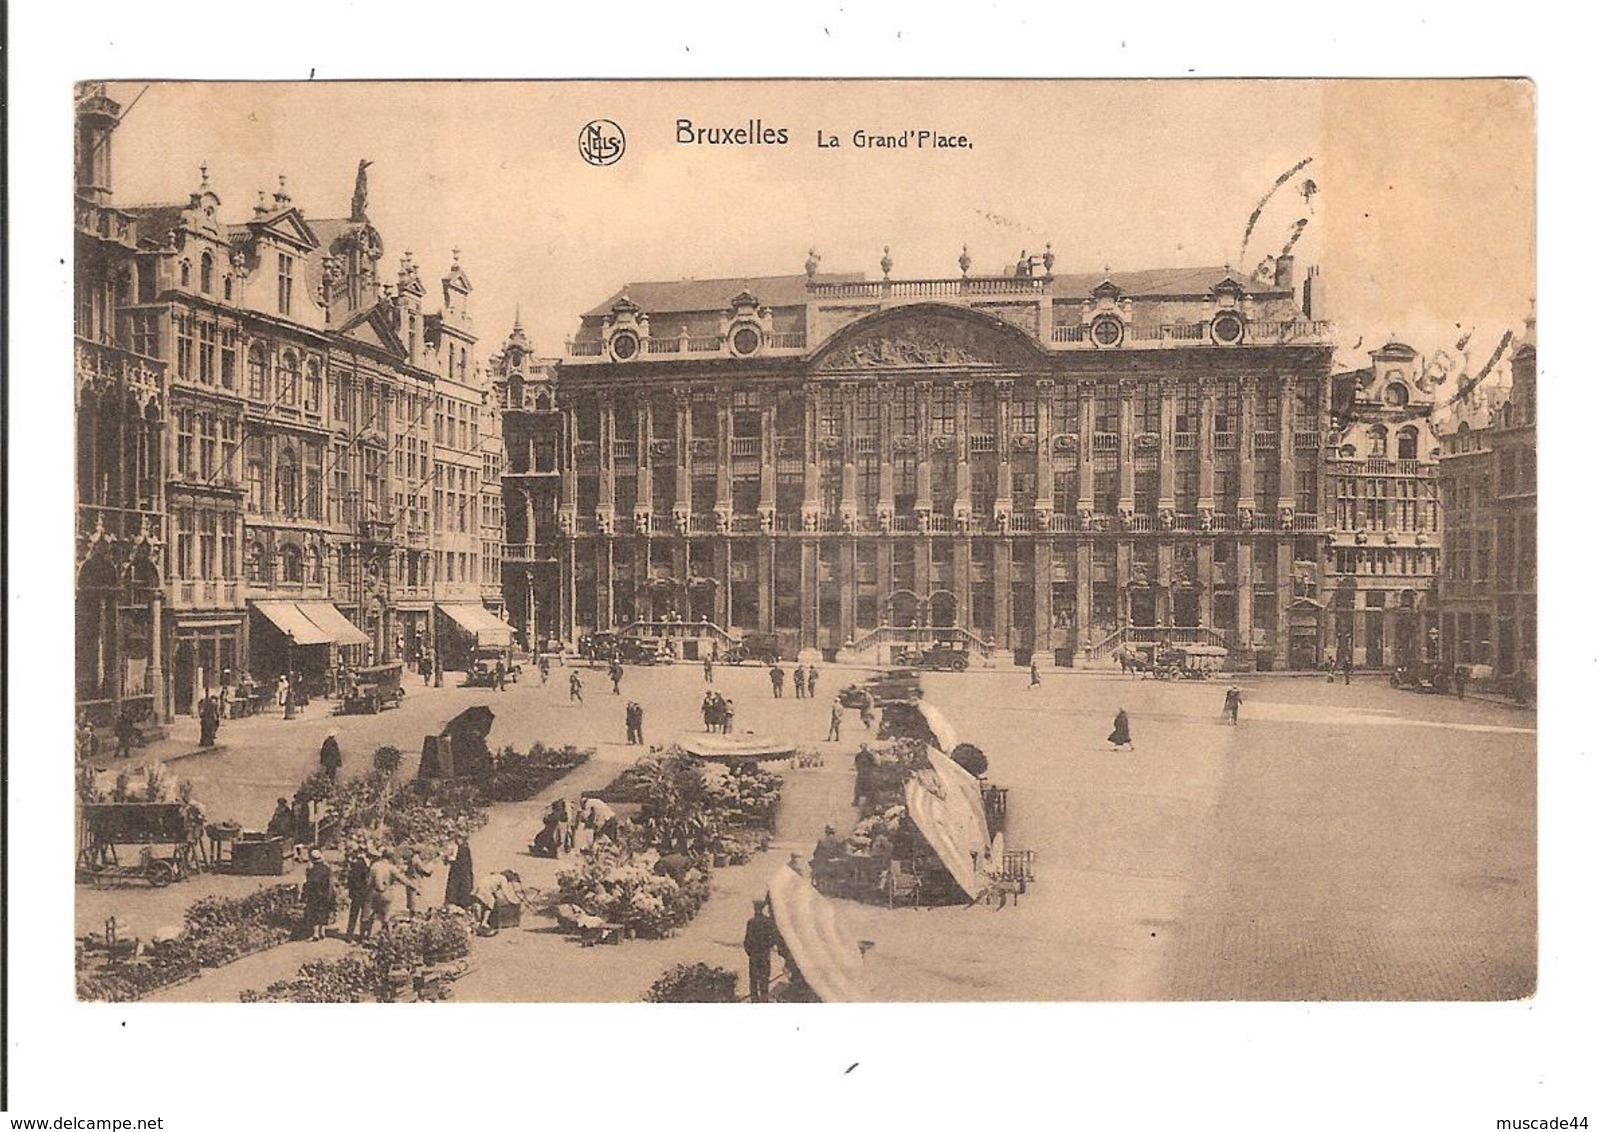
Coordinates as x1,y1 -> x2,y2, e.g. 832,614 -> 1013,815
766,865 -> 868,1003
902,748 -> 992,902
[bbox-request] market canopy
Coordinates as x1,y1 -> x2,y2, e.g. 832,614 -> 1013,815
252,600 -> 333,646
903,748 -> 992,902
297,602 -> 370,646
437,603 -> 515,648
917,701 -> 959,753
679,733 -> 795,762
767,865 -> 868,1003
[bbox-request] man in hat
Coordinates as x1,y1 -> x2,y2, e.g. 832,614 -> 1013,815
811,824 -> 847,874
365,847 -> 418,935
743,897 -> 783,1003
827,699 -> 844,743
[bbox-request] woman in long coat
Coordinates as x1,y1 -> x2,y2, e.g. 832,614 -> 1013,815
1108,707 -> 1134,751
300,850 -> 336,940
444,836 -> 475,909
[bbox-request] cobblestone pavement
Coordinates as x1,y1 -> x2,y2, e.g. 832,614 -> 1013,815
82,663 -> 1535,1001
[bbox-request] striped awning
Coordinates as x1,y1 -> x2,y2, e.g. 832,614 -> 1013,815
252,601 -> 332,645
298,602 -> 370,647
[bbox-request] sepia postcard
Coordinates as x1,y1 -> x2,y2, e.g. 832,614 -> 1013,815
63,78 -> 1539,1013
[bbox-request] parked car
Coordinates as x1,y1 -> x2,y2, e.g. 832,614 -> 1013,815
892,643 -> 971,671
1391,660 -> 1449,692
722,632 -> 782,666
618,636 -> 672,665
464,648 -> 521,687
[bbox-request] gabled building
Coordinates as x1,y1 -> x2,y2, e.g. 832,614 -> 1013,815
74,87 -> 507,725
1436,314 -> 1536,689
1325,341 -> 1443,668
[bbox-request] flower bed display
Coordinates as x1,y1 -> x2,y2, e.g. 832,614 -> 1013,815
77,884 -> 305,1002
238,914 -> 475,1003
592,749 -> 784,855
481,743 -> 590,803
556,844 -> 711,939
644,962 -> 739,1003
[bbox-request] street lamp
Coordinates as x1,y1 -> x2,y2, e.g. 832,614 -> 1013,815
284,631 -> 297,720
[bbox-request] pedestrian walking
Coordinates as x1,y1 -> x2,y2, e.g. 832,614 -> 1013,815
702,691 -> 717,732
198,694 -> 220,747
1108,707 -> 1134,751
853,744 -> 874,806
807,665 -> 819,699
300,850 -> 336,941
1029,661 -> 1042,688
343,847 -> 372,939
793,665 -> 806,699
495,658 -> 507,692
827,700 -> 843,742
1454,665 -> 1468,699
770,665 -> 784,698
114,709 -> 137,760
703,655 -> 715,683
569,671 -> 584,703
538,654 -> 551,686
319,731 -> 343,782
632,702 -> 645,747
432,648 -> 443,688
743,897 -> 782,1003
610,660 -> 624,695
722,698 -> 735,735
1223,685 -> 1242,725
1342,656 -> 1353,686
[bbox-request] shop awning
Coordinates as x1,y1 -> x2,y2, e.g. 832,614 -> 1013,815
298,602 -> 371,647
437,603 -> 514,647
766,865 -> 868,1003
903,748 -> 992,902
251,601 -> 333,646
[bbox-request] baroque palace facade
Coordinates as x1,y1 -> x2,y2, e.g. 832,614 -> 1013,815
515,247 -> 1340,668
74,84 -> 506,727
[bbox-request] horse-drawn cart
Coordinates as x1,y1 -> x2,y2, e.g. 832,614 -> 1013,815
78,802 -> 204,887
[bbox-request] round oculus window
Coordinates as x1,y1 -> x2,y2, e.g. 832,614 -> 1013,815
610,331 -> 639,361
731,326 -> 762,356
1091,316 -> 1123,347
1212,313 -> 1245,345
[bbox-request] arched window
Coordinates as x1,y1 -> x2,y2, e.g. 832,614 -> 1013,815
304,357 -> 322,413
305,542 -> 322,583
279,543 -> 303,584
279,350 -> 300,407
246,541 -> 267,583
1367,425 -> 1388,458
247,343 -> 268,400
223,275 -> 233,301
275,450 -> 300,517
1384,383 -> 1410,407
180,259 -> 192,288
200,252 -> 214,294
1397,426 -> 1419,461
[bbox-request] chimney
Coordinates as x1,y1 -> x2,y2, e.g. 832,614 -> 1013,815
1301,265 -> 1320,321
1274,254 -> 1295,290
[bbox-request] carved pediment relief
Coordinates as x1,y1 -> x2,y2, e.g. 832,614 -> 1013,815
815,306 -> 1046,372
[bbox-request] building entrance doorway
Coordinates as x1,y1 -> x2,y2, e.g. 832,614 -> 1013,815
1172,589 -> 1200,628
1129,587 -> 1155,627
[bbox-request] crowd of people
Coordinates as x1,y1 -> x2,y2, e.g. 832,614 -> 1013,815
700,691 -> 737,734
767,663 -> 820,699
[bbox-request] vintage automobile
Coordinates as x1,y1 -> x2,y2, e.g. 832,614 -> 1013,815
341,661 -> 406,713
1391,660 -> 1449,693
891,642 -> 972,671
464,648 -> 522,687
618,636 -> 673,665
721,631 -> 783,666
1152,644 -> 1228,680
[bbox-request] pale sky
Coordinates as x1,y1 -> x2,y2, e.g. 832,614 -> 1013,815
102,79 -> 1533,375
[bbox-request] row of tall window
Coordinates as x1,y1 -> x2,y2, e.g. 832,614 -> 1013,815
170,507 -> 239,580
574,379 -> 1322,443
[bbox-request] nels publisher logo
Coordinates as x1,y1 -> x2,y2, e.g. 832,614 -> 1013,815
579,119 -> 626,167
